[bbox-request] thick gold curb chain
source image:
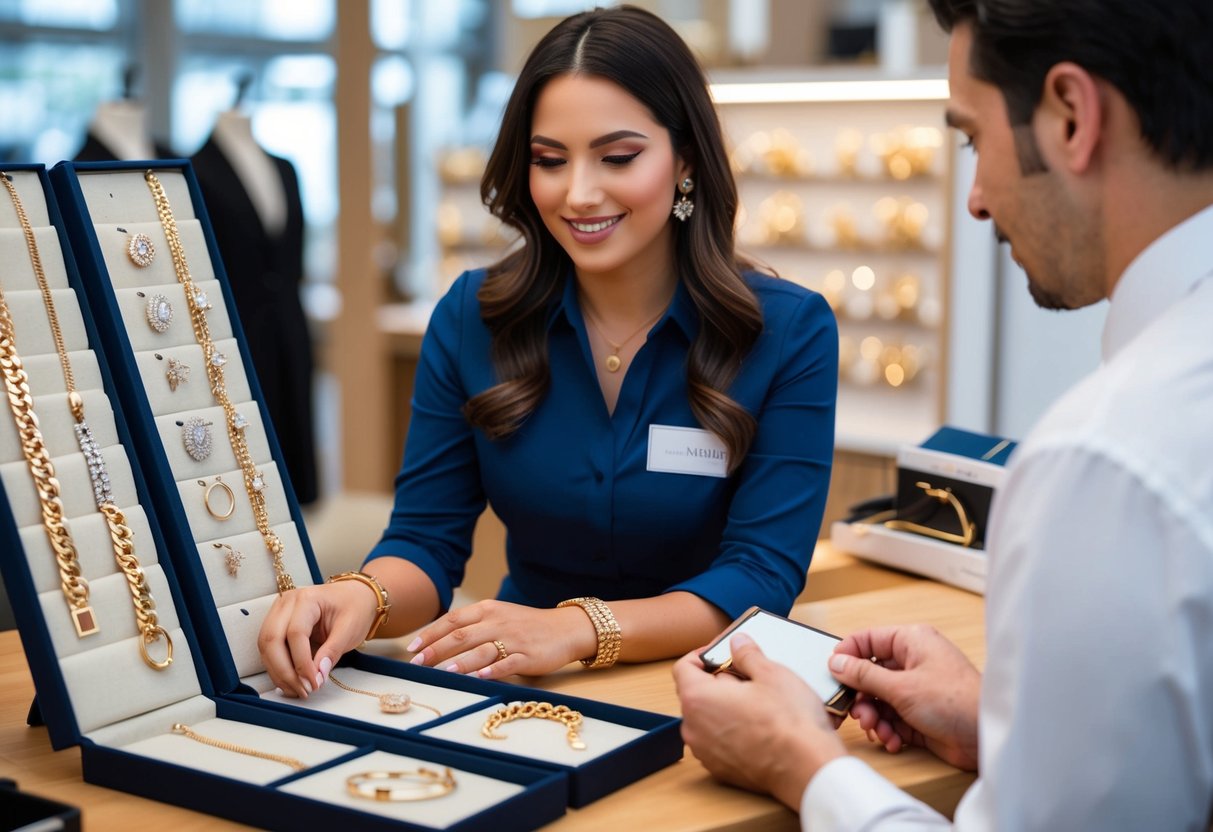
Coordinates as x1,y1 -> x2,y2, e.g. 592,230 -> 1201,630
142,170 -> 294,593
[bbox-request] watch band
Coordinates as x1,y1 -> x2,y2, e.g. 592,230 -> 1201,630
328,571 -> 391,641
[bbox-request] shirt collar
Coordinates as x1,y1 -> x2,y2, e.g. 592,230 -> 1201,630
1102,203 -> 1213,360
548,270 -> 700,342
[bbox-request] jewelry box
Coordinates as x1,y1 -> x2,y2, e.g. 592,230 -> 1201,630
45,159 -> 683,812
0,163 -> 569,831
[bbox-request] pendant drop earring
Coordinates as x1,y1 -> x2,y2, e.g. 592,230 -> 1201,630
672,177 -> 694,222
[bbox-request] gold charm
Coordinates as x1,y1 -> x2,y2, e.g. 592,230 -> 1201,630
212,542 -> 245,576
165,357 -> 190,391
604,354 -> 622,373
127,232 -> 155,267
327,671 -> 442,716
181,417 -> 214,461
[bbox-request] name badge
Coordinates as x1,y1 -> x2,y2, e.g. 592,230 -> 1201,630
647,424 -> 728,478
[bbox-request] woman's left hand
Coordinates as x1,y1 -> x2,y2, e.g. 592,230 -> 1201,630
406,600 -> 597,678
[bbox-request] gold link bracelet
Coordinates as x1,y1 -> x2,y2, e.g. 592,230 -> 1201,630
482,700 -> 587,750
142,170 -> 294,593
172,723 -> 306,771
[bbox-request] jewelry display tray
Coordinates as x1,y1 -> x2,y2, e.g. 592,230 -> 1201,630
0,162 -> 566,831
0,160 -> 683,826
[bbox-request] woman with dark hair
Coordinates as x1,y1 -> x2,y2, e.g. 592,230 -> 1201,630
259,5 -> 837,695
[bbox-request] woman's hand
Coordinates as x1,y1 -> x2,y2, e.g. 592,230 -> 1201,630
257,581 -> 379,698
406,600 -> 597,678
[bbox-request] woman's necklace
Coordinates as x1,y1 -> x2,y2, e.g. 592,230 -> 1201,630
581,305 -> 665,373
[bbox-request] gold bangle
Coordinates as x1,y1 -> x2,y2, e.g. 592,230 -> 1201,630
346,768 -> 456,802
172,723 -> 305,771
2,171 -> 172,668
482,700 -> 587,750
326,670 -> 442,716
556,596 -> 622,669
143,170 -> 295,594
327,571 -> 391,641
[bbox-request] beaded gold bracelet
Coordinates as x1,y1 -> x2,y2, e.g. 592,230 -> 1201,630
556,596 -> 622,669
482,700 -> 587,750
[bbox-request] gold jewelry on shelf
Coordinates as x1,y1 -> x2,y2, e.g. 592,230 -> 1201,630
141,291 -> 173,333
161,355 -> 190,391
212,542 -> 245,576
327,571 -> 391,641
171,723 -> 306,771
556,596 -> 621,669
492,640 -> 509,662
861,481 -> 978,548
126,232 -> 155,267
346,768 -> 456,802
180,416 -> 214,461
198,475 -> 236,520
1,172 -> 174,669
143,170 -> 294,592
327,671 -> 442,716
482,701 -> 587,750
581,306 -> 664,374
834,128 -> 864,177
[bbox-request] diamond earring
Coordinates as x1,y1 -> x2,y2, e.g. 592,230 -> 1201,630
127,232 -> 156,267
140,291 -> 173,333
672,176 -> 694,222
180,417 -> 214,461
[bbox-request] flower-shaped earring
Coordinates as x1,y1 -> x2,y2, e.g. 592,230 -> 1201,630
672,177 -> 694,222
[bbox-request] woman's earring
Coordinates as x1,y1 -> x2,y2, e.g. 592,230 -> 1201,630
127,232 -> 156,267
672,177 -> 695,222
180,417 -> 214,461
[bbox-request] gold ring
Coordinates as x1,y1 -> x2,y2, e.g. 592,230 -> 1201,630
493,640 -> 508,662
198,475 -> 235,520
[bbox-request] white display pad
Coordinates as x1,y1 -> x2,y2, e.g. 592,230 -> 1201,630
422,703 -> 646,767
0,227 -> 70,291
0,170 -> 51,227
120,712 -> 358,786
94,219 -> 215,291
251,667 -> 489,729
0,390 -> 119,466
77,169 -> 195,225
280,750 -> 526,827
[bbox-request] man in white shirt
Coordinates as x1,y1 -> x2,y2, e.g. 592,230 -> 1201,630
674,0 -> 1213,827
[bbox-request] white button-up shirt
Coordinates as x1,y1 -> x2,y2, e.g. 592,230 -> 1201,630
803,204 -> 1213,830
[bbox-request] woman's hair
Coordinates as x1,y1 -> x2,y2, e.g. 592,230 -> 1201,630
464,4 -> 763,473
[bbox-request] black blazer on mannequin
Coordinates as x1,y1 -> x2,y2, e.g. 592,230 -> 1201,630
191,138 -> 319,505
73,132 -> 176,161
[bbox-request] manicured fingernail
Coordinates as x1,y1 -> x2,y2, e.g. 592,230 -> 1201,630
315,672 -> 324,688
829,654 -> 849,673
409,652 -> 426,665
477,668 -> 492,678
443,663 -> 459,673
406,637 -> 422,652
319,656 -> 333,677
274,687 -> 283,696
731,632 -> 754,648
302,679 -> 313,694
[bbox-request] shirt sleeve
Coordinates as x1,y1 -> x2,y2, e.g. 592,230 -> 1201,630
951,442 -> 1213,830
802,757 -> 951,830
364,272 -> 486,611
668,290 -> 838,618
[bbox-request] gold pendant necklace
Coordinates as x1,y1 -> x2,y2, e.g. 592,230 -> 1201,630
143,170 -> 295,593
582,305 -> 665,374
1,172 -> 172,668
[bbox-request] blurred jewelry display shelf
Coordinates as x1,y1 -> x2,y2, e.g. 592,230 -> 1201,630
434,146 -> 519,294
712,73 -> 953,454
829,426 -> 1018,595
0,161 -> 683,830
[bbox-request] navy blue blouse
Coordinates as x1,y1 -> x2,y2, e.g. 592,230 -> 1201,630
366,268 -> 838,620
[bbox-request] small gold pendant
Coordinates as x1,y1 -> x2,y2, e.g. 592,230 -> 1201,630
605,354 -> 622,373
379,693 -> 412,714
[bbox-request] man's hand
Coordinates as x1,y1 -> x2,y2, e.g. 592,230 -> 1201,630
830,624 -> 981,771
674,633 -> 848,810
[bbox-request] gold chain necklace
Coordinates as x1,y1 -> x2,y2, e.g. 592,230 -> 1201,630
2,172 -> 172,669
171,723 -> 306,771
142,170 -> 294,593
326,670 -> 443,716
581,305 -> 665,373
